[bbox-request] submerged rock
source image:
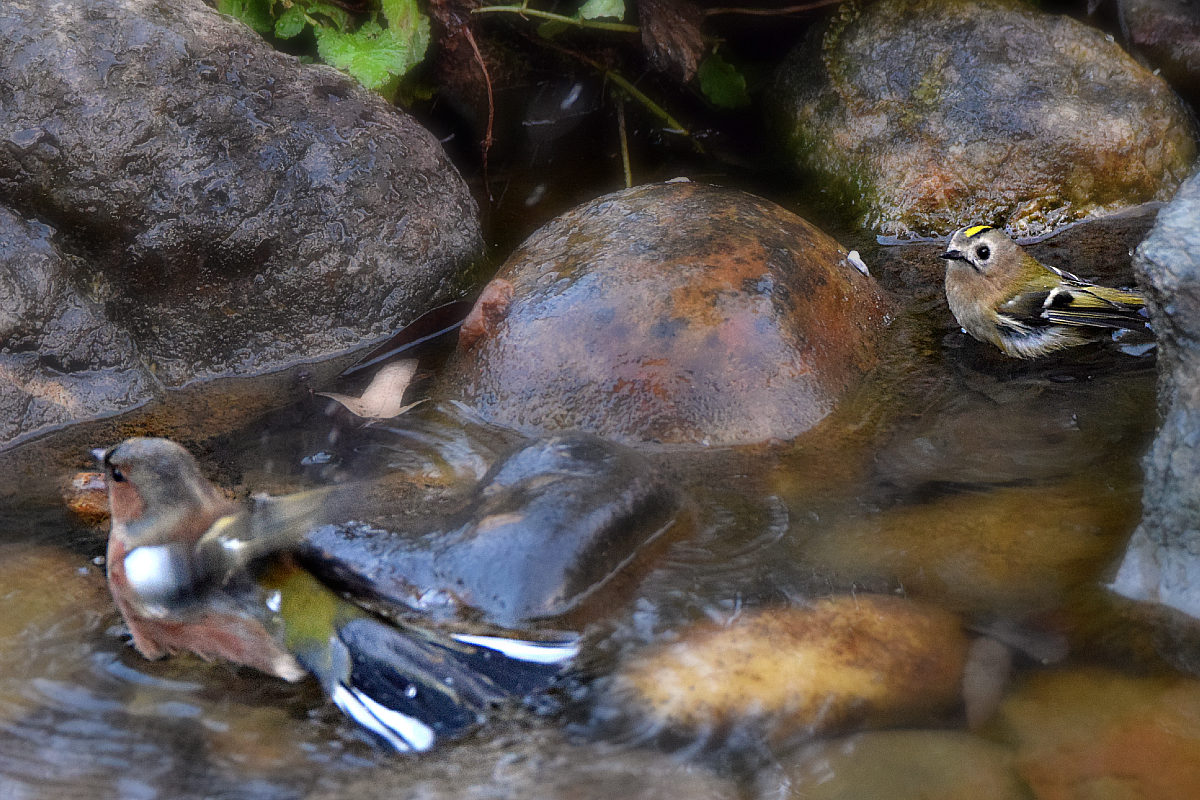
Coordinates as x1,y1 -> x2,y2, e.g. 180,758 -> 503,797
777,730 -> 1025,800
301,433 -> 681,630
773,0 -> 1196,238
996,668 -> 1200,798
444,181 -> 891,446
0,0 -> 481,446
601,595 -> 968,746
1112,169 -> 1200,625
800,479 -> 1140,618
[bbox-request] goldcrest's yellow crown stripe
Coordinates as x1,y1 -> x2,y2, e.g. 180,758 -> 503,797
962,225 -> 994,237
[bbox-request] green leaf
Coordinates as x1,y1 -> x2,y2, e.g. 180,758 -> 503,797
698,52 -> 750,109
304,1 -> 352,32
274,6 -> 308,39
578,0 -> 625,21
217,0 -> 274,35
315,19 -> 430,92
381,0 -> 421,31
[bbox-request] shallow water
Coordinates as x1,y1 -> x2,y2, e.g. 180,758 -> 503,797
1,289 -> 1186,798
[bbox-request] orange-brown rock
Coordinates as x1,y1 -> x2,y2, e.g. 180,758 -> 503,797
605,594 -> 968,744
444,182 -> 891,446
997,668 -> 1200,799
63,471 -> 109,525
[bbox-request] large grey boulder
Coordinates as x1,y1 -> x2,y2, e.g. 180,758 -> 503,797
772,0 -> 1196,239
0,208 -> 157,448
0,0 -> 481,449
1111,169 -> 1200,620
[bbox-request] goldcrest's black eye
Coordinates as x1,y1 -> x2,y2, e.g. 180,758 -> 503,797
110,467 -> 126,483
975,245 -> 991,260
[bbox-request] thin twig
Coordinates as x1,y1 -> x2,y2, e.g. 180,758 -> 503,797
553,47 -> 687,134
616,96 -> 632,188
472,5 -> 640,34
462,24 -> 495,203
704,0 -> 845,16
603,68 -> 690,139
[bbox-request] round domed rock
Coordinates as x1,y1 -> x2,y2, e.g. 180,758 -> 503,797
444,181 -> 891,446
773,0 -> 1197,238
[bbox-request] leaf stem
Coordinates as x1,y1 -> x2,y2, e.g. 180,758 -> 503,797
616,97 -> 632,188
602,68 -> 689,139
471,5 -> 641,34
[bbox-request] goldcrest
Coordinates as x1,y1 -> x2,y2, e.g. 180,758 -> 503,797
941,225 -> 1148,359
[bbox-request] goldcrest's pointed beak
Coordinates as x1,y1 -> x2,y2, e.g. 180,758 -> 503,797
940,249 -> 967,262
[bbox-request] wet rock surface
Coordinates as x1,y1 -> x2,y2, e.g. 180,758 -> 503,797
996,668 -> 1200,798
0,208 -> 156,448
1112,169 -> 1200,624
773,0 -> 1196,238
801,479 -> 1141,618
301,433 -> 681,630
776,730 -> 1026,800
601,595 -> 968,746
0,0 -> 481,445
444,181 -> 891,446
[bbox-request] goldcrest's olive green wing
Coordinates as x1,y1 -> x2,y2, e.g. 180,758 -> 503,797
996,275 -> 1062,330
1041,283 -> 1148,330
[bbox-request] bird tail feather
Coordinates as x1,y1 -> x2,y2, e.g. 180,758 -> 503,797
298,613 -> 577,751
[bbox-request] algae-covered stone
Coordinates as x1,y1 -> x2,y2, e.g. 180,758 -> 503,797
773,0 -> 1196,238
603,595 -> 967,744
444,181 -> 891,446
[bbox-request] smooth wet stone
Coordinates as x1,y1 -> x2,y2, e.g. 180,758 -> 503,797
1112,169 -> 1200,630
0,0 -> 480,443
300,434 -> 681,629
773,730 -> 1025,800
773,0 -> 1196,238
996,668 -> 1200,799
799,479 -> 1139,618
443,181 -> 892,446
602,595 -> 968,745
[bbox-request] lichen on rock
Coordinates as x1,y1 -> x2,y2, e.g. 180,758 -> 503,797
773,0 -> 1197,238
